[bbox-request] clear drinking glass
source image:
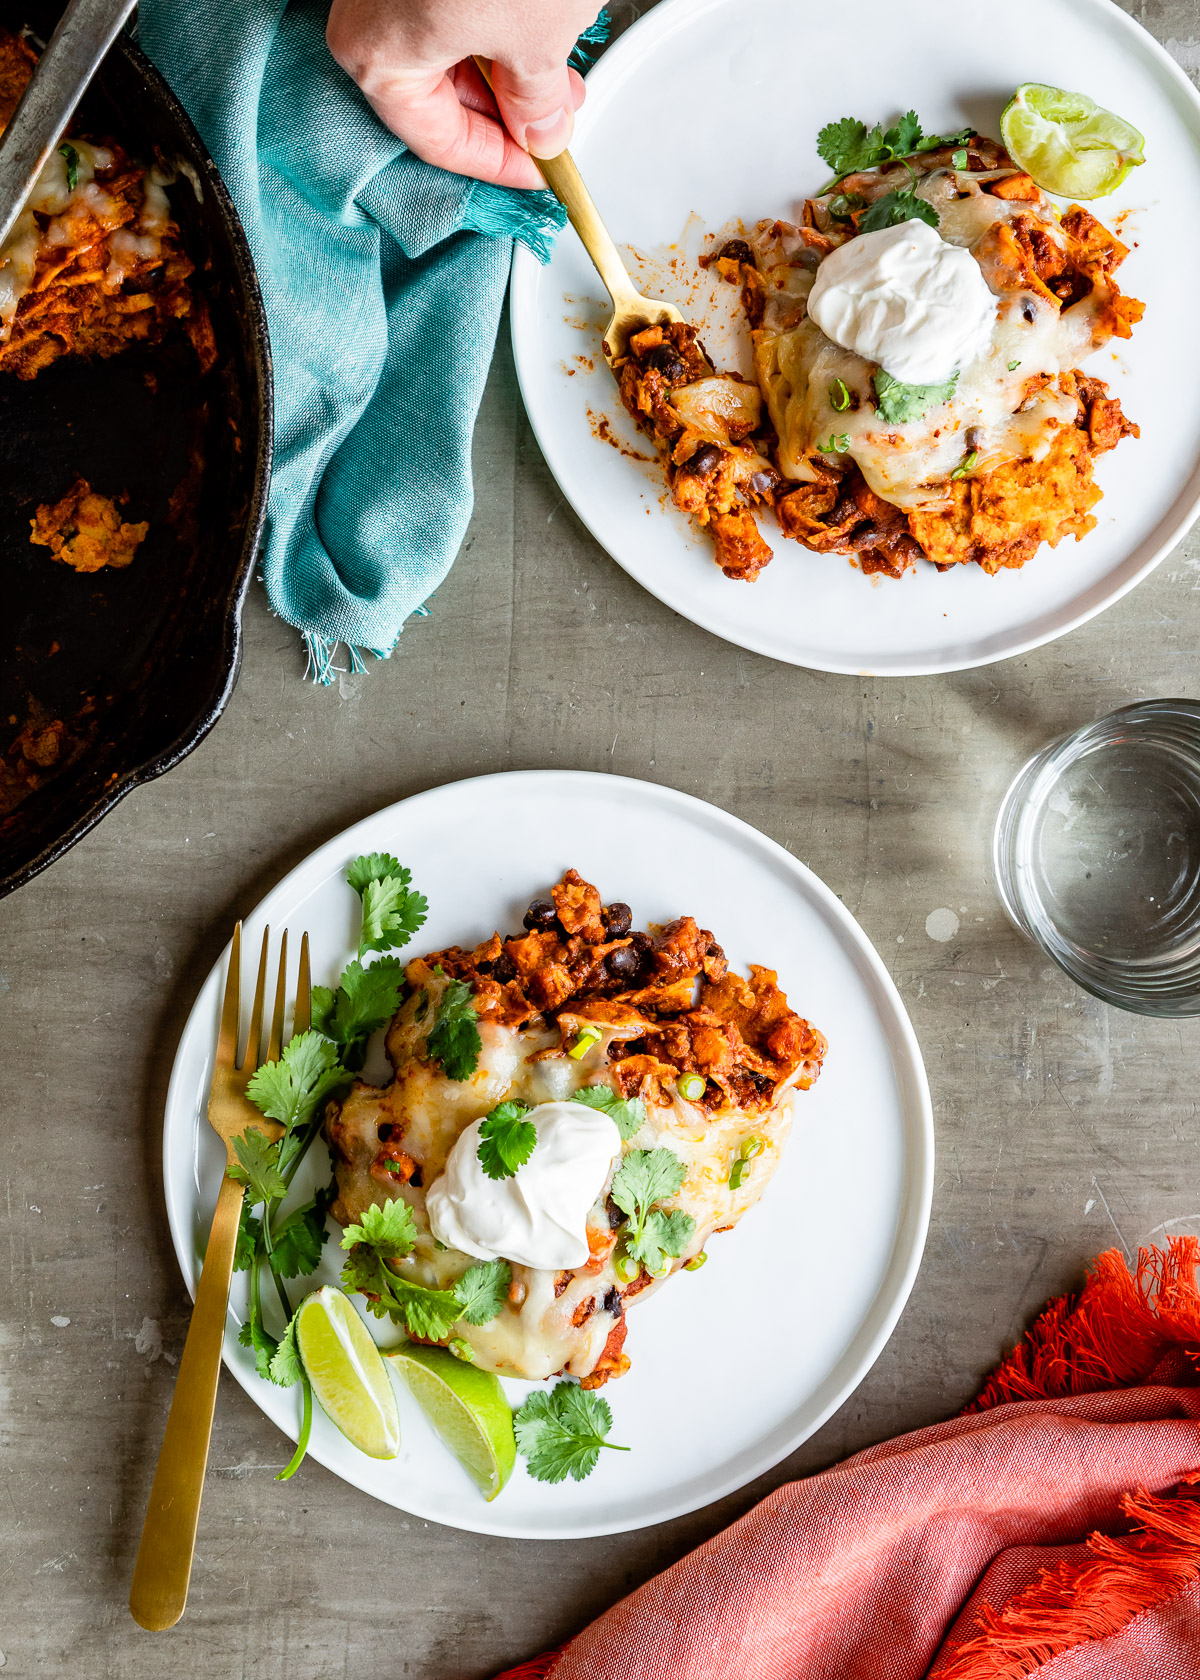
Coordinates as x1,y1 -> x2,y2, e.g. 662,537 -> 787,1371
993,699 -> 1200,1016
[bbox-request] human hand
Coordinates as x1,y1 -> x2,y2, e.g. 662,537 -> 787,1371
326,0 -> 601,189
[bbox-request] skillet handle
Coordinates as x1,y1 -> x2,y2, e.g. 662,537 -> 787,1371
0,0 -> 138,248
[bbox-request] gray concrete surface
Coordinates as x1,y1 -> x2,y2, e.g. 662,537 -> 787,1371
4,2 -> 1200,1674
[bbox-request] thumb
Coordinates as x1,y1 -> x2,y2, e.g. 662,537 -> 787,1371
489,56 -> 575,159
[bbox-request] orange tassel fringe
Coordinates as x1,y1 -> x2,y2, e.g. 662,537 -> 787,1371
491,1646 -> 564,1680
938,1484 -> 1200,1679
965,1237 -> 1200,1412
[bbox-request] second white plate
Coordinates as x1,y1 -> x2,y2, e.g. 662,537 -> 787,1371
511,0 -> 1200,674
162,772 -> 932,1538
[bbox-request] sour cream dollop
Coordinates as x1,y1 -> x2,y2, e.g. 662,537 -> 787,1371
807,219 -> 997,385
427,1100 -> 621,1271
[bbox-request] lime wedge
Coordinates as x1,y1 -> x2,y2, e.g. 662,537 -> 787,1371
388,1344 -> 516,1500
295,1287 -> 400,1459
1001,84 -> 1144,200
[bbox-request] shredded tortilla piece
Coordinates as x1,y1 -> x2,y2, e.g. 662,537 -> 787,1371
29,478 -> 149,572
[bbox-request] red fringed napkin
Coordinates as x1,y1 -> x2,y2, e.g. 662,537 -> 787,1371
496,1240 -> 1200,1680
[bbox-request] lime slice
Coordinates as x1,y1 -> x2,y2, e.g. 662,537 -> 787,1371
295,1287 -> 400,1459
388,1344 -> 516,1500
1001,84 -> 1144,200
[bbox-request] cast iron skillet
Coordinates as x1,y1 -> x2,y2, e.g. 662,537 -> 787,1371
0,3 -> 271,897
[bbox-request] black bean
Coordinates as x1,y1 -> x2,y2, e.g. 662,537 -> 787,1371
718,238 -> 752,264
628,930 -> 653,956
523,898 -> 557,931
605,1196 -> 625,1229
408,1165 -> 423,1188
601,902 -> 632,937
492,950 -> 516,983
606,944 -> 640,982
603,1286 -> 624,1316
1022,300 -> 1036,323
647,344 -> 687,380
688,443 -> 722,477
749,468 -> 780,498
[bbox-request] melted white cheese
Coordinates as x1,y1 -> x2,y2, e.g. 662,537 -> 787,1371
808,219 -> 996,384
427,1100 -> 621,1269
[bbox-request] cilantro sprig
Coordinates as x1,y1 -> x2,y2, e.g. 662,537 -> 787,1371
872,369 -> 959,426
514,1382 -> 628,1483
338,1201 -> 509,1338
610,1148 -> 696,1276
229,851 -> 426,1480
817,110 -> 974,193
347,853 -> 428,958
477,1101 -> 537,1180
426,977 -> 482,1082
572,1084 -> 646,1143
857,188 -> 939,234
311,956 -> 406,1072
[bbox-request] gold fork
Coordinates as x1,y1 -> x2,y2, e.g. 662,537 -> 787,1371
473,56 -> 683,362
129,923 -> 311,1631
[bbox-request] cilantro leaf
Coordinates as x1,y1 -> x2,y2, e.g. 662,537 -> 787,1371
59,142 -> 78,192
341,1244 -> 462,1341
914,124 -> 973,156
455,1259 -> 511,1326
238,1307 -> 279,1381
514,1383 -> 628,1483
226,1127 -> 286,1204
625,1207 -> 696,1275
347,853 -> 428,957
817,117 -> 886,182
268,1310 -> 302,1387
426,979 -> 481,1082
233,1194 -> 262,1271
477,1101 -> 537,1180
886,110 -> 923,157
857,187 -> 939,234
247,1031 -> 348,1138
872,368 -> 959,425
341,1196 -> 417,1259
611,1148 -> 687,1223
573,1084 -> 646,1142
311,956 -> 406,1071
268,1188 -> 332,1278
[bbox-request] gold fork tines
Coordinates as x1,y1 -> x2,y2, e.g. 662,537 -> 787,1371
130,923 -> 309,1632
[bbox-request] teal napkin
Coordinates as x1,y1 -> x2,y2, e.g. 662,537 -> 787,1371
138,0 -> 599,681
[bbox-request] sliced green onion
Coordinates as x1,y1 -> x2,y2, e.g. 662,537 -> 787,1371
828,377 -> 851,413
729,1158 -> 750,1190
677,1072 -> 706,1102
568,1024 -> 603,1060
950,450 -> 978,480
614,1251 -> 639,1284
646,1254 -> 672,1279
816,432 -> 850,456
1008,359 -> 1022,371
684,1251 -> 708,1272
59,142 -> 79,192
448,1337 -> 476,1363
740,1135 -> 765,1160
384,1158 -> 406,1174
951,147 -> 969,169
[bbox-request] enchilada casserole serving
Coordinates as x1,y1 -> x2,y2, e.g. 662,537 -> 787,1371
615,122 -> 1143,583
325,869 -> 826,1388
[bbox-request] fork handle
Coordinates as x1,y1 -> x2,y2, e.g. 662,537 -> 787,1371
530,149 -> 645,316
470,56 -> 642,316
129,1169 -> 244,1630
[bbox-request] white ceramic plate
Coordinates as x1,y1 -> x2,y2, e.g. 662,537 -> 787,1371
163,772 -> 932,1538
511,0 -> 1200,674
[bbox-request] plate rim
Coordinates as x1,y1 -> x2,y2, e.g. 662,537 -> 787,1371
161,769 -> 934,1538
510,0 -> 1200,677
